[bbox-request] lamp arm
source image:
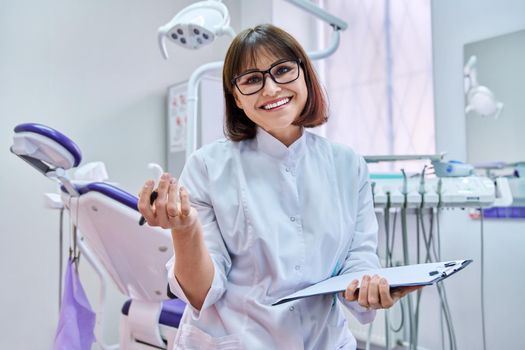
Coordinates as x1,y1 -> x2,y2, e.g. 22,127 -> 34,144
464,55 -> 479,87
307,29 -> 340,61
284,0 -> 347,30
221,26 -> 236,38
282,0 -> 347,60
186,60 -> 224,158
158,28 -> 170,59
493,102 -> 504,120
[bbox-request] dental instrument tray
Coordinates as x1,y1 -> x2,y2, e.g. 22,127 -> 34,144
273,259 -> 472,305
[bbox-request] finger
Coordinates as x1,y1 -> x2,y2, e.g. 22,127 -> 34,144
367,275 -> 381,309
358,275 -> 370,308
391,285 -> 424,301
155,173 -> 172,227
379,278 -> 394,308
167,178 -> 180,219
344,279 -> 359,301
138,180 -> 154,213
179,186 -> 191,217
138,180 -> 157,225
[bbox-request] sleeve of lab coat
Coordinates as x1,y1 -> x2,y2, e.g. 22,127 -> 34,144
165,152 -> 231,320
337,156 -> 381,324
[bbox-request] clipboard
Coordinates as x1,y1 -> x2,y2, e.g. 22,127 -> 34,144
273,259 -> 472,305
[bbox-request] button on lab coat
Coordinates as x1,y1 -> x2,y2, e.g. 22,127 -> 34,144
166,128 -> 380,350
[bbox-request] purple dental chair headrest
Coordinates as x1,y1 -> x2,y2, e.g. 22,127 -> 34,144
14,123 -> 82,167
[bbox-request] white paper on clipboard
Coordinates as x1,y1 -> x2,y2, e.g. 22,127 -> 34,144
273,259 -> 472,305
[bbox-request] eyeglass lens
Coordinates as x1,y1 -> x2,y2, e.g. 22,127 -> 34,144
234,60 -> 300,95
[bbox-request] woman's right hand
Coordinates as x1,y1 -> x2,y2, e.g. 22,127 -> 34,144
138,173 -> 198,233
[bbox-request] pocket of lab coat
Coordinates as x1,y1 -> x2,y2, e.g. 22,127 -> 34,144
176,324 -> 242,350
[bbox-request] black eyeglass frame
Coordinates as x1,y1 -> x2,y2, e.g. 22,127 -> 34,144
231,58 -> 303,96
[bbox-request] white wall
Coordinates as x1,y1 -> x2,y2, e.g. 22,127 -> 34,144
0,0 -> 239,348
431,0 -> 525,349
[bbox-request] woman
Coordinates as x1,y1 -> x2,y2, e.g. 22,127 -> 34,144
139,24 -> 419,350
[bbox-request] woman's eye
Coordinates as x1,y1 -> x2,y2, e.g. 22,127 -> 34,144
240,75 -> 262,85
275,65 -> 292,76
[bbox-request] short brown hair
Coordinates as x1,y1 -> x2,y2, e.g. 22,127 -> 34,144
222,24 -> 328,141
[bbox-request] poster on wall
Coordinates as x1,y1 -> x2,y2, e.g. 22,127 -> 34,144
167,81 -> 188,153
167,76 -> 224,155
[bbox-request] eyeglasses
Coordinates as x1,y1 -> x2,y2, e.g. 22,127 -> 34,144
231,59 -> 302,96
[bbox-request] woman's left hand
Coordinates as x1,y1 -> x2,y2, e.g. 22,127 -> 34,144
342,275 -> 423,310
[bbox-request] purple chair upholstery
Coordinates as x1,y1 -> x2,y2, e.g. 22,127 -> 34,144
14,123 -> 82,167
121,299 -> 185,328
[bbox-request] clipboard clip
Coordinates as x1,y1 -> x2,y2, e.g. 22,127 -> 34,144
429,261 -> 466,278
442,261 -> 465,277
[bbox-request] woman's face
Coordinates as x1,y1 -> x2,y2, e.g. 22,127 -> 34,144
232,52 -> 308,145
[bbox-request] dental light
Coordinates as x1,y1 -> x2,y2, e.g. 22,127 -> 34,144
158,0 -> 234,59
464,55 -> 504,119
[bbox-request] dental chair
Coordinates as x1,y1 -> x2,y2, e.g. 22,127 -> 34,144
10,123 -> 185,350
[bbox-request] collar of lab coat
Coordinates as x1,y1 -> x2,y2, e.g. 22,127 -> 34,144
254,127 -> 306,160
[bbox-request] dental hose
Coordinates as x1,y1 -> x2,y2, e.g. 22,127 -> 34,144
400,169 -> 417,350
384,203 -> 392,350
58,208 -> 64,312
480,208 -> 487,350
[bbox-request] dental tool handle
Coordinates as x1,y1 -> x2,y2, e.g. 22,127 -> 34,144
147,163 -> 164,184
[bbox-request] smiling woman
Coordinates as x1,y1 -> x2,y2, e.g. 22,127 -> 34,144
229,53 -> 308,146
222,24 -> 328,143
138,23 -> 420,350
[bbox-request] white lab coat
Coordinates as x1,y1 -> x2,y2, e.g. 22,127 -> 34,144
166,128 -> 380,349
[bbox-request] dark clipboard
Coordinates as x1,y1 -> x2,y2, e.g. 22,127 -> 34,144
273,259 -> 472,306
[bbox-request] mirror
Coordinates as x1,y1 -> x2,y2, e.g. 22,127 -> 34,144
464,29 -> 525,164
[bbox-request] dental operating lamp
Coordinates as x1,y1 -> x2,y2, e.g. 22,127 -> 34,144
158,0 -> 234,59
158,0 -> 348,159
157,0 -> 234,158
464,55 -> 504,119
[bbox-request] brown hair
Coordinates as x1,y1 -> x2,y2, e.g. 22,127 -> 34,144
222,24 -> 328,141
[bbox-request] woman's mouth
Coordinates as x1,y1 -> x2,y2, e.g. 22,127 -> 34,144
261,97 -> 291,110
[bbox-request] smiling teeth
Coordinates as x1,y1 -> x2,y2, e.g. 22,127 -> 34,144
263,98 -> 290,110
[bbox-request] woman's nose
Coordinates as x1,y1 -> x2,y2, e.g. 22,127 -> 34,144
262,75 -> 281,96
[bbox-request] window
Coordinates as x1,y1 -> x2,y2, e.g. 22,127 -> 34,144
321,0 -> 435,172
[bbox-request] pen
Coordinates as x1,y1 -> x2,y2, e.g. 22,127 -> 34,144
138,190 -> 158,226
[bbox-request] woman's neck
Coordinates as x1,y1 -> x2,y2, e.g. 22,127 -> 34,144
265,125 -> 302,147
